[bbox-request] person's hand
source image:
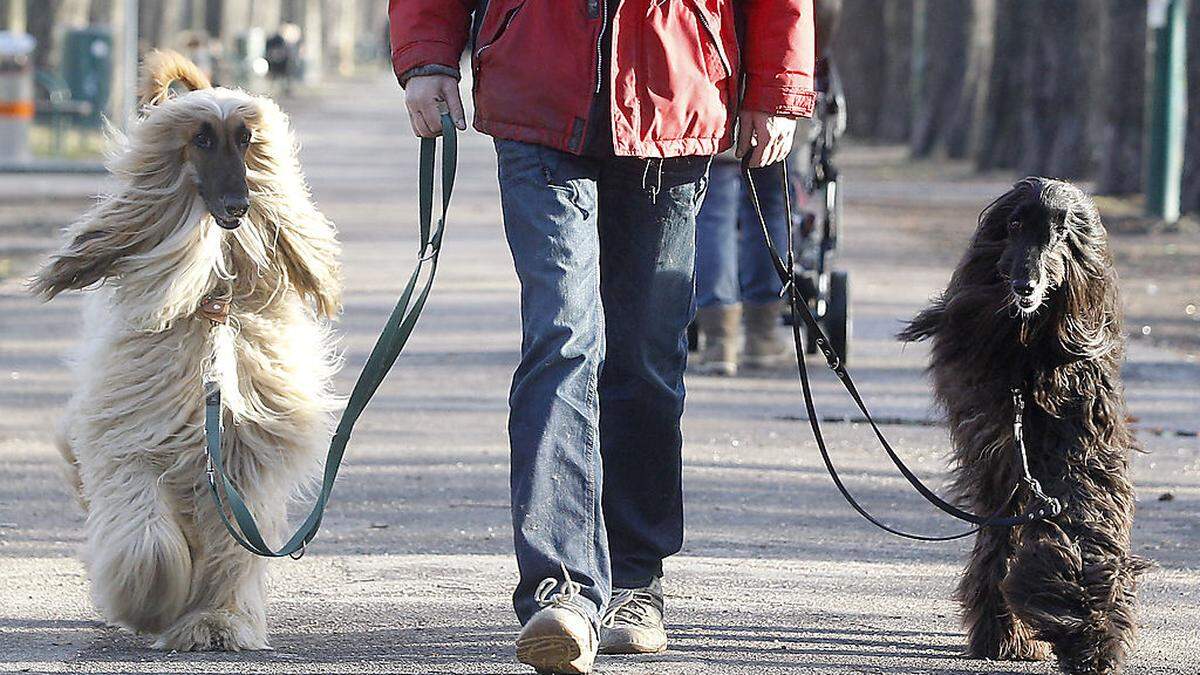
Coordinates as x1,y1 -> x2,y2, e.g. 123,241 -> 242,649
735,111 -> 797,168
404,75 -> 467,137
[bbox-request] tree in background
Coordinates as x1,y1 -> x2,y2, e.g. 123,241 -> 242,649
831,0 -> 1196,216
8,0 -> 387,80
1097,0 -> 1147,195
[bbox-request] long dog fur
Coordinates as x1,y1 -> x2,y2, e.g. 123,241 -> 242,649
31,51 -> 341,650
900,178 -> 1149,674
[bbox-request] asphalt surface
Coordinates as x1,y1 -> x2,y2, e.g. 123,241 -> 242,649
1,73 -> 1197,674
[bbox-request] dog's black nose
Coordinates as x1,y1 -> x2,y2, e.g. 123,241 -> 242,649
223,196 -> 249,219
1013,280 -> 1036,297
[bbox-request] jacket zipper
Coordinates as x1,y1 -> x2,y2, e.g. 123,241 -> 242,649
595,0 -> 608,94
689,1 -> 732,79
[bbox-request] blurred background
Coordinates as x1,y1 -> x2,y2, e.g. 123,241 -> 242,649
829,0 -> 1197,224
0,0 -> 389,167
0,0 -> 1195,225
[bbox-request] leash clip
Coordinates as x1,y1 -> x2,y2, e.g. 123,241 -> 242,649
1022,480 -> 1064,521
1011,387 -> 1064,522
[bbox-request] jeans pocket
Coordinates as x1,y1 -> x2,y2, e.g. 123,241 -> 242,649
496,139 -> 580,196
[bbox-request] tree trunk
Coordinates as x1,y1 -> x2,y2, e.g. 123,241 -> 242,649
43,0 -> 92,69
1095,0 -> 1147,195
332,0 -> 357,76
833,0 -> 886,138
941,0 -> 994,159
251,0 -> 282,33
220,0 -> 251,44
910,0 -> 970,157
876,0 -> 913,143
140,0 -> 186,48
975,0 -> 1032,170
1018,1 -> 1101,179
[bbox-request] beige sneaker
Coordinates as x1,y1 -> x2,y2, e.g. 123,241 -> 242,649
598,577 -> 667,655
516,565 -> 598,674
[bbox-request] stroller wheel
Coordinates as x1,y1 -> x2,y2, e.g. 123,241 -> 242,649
827,270 -> 851,364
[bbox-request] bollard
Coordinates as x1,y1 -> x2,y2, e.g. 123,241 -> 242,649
0,32 -> 36,164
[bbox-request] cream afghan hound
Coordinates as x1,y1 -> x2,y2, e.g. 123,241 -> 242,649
30,50 -> 342,651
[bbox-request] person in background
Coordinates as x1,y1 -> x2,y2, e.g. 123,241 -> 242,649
692,0 -> 842,377
390,1 -> 815,672
264,24 -> 302,96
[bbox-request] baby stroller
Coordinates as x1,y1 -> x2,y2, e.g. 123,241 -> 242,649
789,54 -> 850,362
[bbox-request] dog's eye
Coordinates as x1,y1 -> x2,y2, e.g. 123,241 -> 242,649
193,130 -> 214,149
1007,220 -> 1021,233
236,128 -> 252,146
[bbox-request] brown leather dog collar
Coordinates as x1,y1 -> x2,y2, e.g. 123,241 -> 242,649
198,295 -> 231,325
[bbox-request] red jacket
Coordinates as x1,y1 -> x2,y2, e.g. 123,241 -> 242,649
390,0 -> 816,158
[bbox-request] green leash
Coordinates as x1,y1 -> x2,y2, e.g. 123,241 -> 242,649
204,114 -> 457,558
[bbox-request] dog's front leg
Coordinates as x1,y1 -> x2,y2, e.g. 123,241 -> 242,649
1002,518 -> 1102,673
958,525 -> 1052,661
155,449 -> 282,651
84,461 -> 193,635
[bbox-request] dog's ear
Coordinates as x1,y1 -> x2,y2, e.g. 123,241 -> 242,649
273,210 -> 343,319
139,49 -> 212,108
898,296 -> 945,343
29,219 -> 129,299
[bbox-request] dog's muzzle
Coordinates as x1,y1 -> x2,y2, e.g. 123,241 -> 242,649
214,216 -> 243,230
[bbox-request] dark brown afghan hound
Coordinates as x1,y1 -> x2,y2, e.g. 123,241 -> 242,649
899,177 -> 1150,674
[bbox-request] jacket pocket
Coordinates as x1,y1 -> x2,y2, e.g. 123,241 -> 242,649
687,0 -> 733,81
475,1 -> 526,62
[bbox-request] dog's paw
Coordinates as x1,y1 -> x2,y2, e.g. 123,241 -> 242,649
997,636 -> 1052,662
967,629 -> 1052,662
154,610 -> 269,652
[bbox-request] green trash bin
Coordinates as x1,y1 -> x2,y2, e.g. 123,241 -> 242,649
61,28 -> 112,128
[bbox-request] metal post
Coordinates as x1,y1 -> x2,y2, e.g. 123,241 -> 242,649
1144,0 -> 1188,224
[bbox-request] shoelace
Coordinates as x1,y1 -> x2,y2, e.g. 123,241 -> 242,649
534,562 -> 581,609
600,588 -> 660,628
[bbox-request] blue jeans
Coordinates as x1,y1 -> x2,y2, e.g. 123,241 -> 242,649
495,139 -> 710,626
694,161 -> 790,308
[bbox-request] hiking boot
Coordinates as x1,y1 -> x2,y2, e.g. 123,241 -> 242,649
743,301 -> 791,369
516,565 -> 598,674
598,577 -> 667,655
694,303 -> 741,376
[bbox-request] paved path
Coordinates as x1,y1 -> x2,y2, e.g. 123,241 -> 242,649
1,74 -> 1197,674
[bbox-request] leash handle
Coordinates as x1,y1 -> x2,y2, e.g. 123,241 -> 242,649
743,160 -> 1055,541
204,114 -> 458,558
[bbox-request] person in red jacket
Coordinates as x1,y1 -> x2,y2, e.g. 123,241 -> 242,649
391,2 -> 814,672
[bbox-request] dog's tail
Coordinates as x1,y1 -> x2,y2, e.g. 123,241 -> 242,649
139,49 -> 212,108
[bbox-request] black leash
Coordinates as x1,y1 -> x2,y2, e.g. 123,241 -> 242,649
742,160 -> 1063,541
